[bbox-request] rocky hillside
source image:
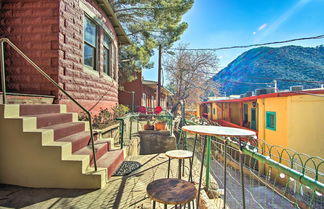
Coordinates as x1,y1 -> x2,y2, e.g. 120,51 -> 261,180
213,45 -> 324,95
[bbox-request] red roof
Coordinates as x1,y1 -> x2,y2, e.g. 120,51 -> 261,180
201,89 -> 324,104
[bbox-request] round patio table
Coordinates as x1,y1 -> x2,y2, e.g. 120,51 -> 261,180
181,125 -> 256,209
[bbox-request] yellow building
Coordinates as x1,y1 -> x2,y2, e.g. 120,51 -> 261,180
199,89 -> 324,158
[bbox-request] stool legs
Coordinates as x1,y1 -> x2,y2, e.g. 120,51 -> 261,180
182,159 -> 185,177
178,159 -> 182,179
188,134 -> 197,182
197,135 -> 208,209
167,158 -> 171,178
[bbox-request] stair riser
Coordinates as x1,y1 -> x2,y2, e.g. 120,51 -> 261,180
20,105 -> 61,116
37,114 -> 73,128
49,123 -> 85,140
107,152 -> 124,178
90,143 -> 110,166
71,136 -> 91,153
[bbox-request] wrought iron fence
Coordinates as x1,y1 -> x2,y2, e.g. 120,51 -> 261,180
178,116 -> 323,209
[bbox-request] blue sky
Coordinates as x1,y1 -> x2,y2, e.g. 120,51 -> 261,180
143,0 -> 324,82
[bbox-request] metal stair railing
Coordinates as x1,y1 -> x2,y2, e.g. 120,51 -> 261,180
0,38 -> 97,171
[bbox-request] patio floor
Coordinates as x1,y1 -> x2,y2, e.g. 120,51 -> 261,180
0,153 -> 223,209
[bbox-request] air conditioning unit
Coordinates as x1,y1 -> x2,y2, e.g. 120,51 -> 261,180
290,86 -> 303,91
245,91 -> 253,97
255,88 -> 275,96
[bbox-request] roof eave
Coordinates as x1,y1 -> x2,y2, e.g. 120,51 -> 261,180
96,0 -> 131,45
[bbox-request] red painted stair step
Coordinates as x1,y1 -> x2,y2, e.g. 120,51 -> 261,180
97,150 -> 124,178
26,113 -> 73,128
74,139 -> 111,165
20,104 -> 61,116
43,122 -> 85,140
56,131 -> 91,153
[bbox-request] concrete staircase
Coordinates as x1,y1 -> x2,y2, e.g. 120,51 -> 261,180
0,104 -> 124,189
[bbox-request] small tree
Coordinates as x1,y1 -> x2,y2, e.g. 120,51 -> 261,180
111,0 -> 194,83
164,44 -> 220,114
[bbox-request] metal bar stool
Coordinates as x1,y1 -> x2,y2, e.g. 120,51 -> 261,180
166,150 -> 193,180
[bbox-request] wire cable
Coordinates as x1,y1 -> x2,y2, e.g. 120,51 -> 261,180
171,34 -> 324,51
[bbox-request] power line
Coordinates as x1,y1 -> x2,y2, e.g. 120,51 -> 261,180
248,77 -> 324,84
222,80 -> 273,85
171,34 -> 324,51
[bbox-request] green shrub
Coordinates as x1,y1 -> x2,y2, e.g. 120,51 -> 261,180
112,104 -> 129,118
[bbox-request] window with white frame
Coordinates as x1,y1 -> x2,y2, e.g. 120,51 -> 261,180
142,93 -> 147,107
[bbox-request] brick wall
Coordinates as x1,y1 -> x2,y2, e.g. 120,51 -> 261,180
119,72 -> 143,109
58,0 -> 119,115
0,0 -> 121,116
0,0 -> 60,96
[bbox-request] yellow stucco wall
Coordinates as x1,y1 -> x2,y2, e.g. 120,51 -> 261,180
230,103 -> 241,125
0,105 -> 106,189
287,94 -> 324,158
212,103 -> 218,120
197,104 -> 200,117
257,97 -> 289,149
207,103 -> 212,119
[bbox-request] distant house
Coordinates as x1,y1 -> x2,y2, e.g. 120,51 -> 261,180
0,0 -> 130,114
119,72 -> 172,112
198,89 -> 324,158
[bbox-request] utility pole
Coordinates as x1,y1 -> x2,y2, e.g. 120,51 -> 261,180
157,45 -> 162,107
131,91 -> 135,112
273,80 -> 278,92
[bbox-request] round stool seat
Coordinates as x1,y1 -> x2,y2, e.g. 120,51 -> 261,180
147,178 -> 197,205
165,150 -> 193,159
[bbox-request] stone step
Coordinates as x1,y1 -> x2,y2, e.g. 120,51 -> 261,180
43,122 -> 85,140
27,113 -> 73,128
74,139 -> 111,166
97,150 -> 124,178
20,104 -> 61,116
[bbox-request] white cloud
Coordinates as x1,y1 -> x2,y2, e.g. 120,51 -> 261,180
258,23 -> 267,31
253,32 -> 256,35
255,0 -> 311,42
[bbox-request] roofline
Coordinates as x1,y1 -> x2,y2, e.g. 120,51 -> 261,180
142,80 -> 173,96
96,0 -> 131,45
200,89 -> 324,104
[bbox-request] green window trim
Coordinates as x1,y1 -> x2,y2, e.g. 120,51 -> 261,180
266,111 -> 276,131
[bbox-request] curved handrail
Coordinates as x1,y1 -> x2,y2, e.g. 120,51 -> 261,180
0,38 -> 97,171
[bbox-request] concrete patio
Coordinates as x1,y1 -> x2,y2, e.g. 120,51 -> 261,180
0,153 -> 222,209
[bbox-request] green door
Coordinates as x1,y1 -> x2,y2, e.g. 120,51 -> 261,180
251,108 -> 257,130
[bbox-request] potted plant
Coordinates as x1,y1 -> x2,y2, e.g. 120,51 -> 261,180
144,121 -> 154,130
155,117 -> 168,131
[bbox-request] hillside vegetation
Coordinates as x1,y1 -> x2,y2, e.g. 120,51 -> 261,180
213,45 -> 324,95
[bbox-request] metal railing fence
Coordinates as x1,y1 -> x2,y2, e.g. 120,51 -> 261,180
178,115 -> 323,209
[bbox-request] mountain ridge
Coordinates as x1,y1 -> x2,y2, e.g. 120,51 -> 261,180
213,45 -> 324,95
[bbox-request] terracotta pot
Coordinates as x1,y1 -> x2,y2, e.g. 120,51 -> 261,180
144,124 -> 154,130
155,122 -> 166,131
